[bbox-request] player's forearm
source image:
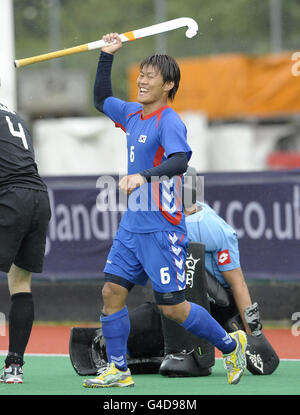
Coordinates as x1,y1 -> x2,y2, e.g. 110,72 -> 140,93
94,51 -> 114,112
222,268 -> 253,334
231,286 -> 252,334
140,152 -> 188,182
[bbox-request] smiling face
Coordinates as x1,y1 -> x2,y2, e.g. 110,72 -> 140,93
136,64 -> 174,107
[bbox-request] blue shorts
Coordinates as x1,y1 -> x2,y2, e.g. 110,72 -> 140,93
104,226 -> 188,295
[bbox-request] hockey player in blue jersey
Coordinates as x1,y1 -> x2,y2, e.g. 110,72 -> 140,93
83,33 -> 247,388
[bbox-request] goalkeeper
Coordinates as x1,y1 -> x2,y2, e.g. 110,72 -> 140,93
184,198 -> 254,334
159,184 -> 279,376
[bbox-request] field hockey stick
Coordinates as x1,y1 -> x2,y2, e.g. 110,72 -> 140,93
14,17 -> 198,68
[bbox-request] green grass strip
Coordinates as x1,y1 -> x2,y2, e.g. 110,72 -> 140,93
0,356 -> 299,396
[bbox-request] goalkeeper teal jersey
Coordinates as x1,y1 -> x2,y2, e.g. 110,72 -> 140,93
185,202 -> 241,288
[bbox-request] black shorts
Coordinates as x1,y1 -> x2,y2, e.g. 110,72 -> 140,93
0,186 -> 51,273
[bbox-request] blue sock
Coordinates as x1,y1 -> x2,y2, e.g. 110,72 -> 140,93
100,306 -> 130,371
181,302 -> 237,354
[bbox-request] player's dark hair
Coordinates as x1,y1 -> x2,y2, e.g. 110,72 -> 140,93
140,54 -> 180,101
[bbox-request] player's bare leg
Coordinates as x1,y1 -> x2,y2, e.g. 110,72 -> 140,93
101,282 -> 128,315
7,264 -> 31,295
158,300 -> 191,323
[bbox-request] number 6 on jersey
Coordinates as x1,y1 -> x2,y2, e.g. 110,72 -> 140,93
160,267 -> 171,284
130,145 -> 135,163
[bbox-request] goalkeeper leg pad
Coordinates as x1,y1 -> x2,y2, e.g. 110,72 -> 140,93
69,302 -> 164,376
159,242 -> 215,377
69,327 -> 106,376
159,349 -> 212,377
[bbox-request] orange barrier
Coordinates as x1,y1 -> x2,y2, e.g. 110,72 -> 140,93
128,52 -> 300,119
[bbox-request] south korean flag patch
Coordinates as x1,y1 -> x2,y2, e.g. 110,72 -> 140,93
138,134 -> 147,143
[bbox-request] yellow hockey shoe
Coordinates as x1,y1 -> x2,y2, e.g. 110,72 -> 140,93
83,362 -> 134,388
223,330 -> 247,384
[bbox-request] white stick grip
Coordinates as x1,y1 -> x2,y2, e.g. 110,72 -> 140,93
87,36 -> 129,51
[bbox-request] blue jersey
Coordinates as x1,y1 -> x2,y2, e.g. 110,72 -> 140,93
103,97 -> 192,233
185,202 -> 240,288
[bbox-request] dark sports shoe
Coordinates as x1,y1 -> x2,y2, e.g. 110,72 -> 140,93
0,364 -> 23,384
